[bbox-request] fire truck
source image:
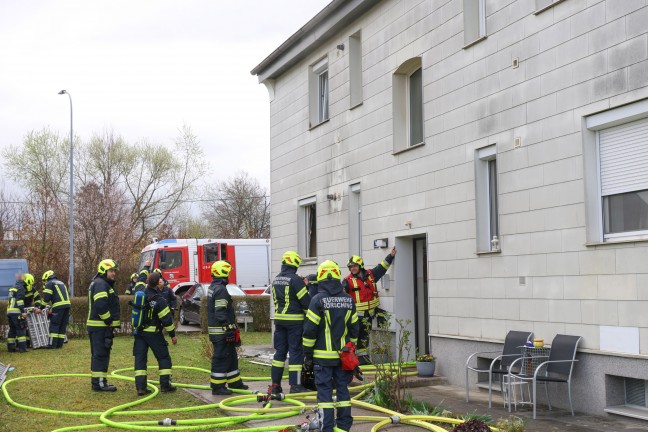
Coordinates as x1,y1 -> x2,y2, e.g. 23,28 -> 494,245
138,238 -> 271,296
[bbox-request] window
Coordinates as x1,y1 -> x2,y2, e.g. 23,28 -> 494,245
309,57 -> 329,127
534,0 -> 567,14
159,250 -> 182,270
349,31 -> 363,108
298,196 -> 317,258
393,57 -> 424,153
203,243 -> 218,262
475,145 -> 499,252
584,99 -> 648,243
463,0 -> 486,47
349,183 -> 362,255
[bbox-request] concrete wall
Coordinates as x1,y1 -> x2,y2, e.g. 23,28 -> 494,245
264,0 -> 648,416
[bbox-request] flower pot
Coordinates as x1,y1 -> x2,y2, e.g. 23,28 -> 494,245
416,361 -> 435,377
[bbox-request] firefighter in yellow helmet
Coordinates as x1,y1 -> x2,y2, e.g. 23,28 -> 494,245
21,273 -> 43,348
269,251 -> 311,395
303,260 -> 359,432
341,246 -> 396,364
124,272 -> 138,295
41,270 -> 71,349
6,274 -> 28,352
86,259 -> 121,392
208,260 -> 248,395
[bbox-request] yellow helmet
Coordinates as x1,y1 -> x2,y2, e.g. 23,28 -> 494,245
97,259 -> 118,275
282,250 -> 302,268
42,270 -> 55,282
211,260 -> 232,278
130,273 -> 138,280
153,268 -> 162,274
22,273 -> 35,287
347,255 -> 364,269
317,260 -> 341,282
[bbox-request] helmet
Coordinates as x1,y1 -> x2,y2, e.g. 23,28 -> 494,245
211,260 -> 232,278
22,273 -> 35,287
281,250 -> 302,268
317,260 -> 341,282
153,268 -> 162,274
130,272 -> 138,280
347,255 -> 364,269
42,270 -> 55,282
97,259 -> 118,275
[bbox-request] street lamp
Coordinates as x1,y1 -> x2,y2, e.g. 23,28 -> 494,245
58,90 -> 74,297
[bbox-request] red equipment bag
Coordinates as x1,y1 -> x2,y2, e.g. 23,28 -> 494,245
339,342 -> 360,371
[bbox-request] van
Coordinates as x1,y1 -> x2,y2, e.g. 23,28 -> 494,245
0,259 -> 28,300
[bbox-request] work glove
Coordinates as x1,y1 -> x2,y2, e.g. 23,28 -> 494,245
225,329 -> 236,344
303,352 -> 314,373
353,366 -> 364,382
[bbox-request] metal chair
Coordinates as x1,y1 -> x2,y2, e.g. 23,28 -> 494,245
465,330 -> 533,407
507,334 -> 582,419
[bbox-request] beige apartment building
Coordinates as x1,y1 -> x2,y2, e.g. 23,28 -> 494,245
252,0 -> 648,418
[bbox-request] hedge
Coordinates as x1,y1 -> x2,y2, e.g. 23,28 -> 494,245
1,294 -> 271,341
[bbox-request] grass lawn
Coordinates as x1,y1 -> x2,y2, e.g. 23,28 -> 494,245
0,331 -> 272,432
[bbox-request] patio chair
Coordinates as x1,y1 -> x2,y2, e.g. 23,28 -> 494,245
465,330 -> 533,408
507,334 -> 582,419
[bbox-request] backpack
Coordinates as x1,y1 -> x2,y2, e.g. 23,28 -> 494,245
130,290 -> 154,335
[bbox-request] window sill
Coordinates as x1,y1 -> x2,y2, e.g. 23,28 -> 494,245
476,250 -> 501,256
393,141 -> 425,156
604,405 -> 648,421
586,237 -> 648,247
534,0 -> 566,15
309,118 -> 329,130
350,101 -> 363,110
462,35 -> 487,50
301,257 -> 318,265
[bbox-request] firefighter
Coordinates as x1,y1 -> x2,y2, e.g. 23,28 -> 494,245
153,268 -> 177,312
132,265 -> 150,294
341,246 -> 396,364
21,273 -> 42,348
303,260 -> 359,432
87,259 -> 121,392
124,273 -> 138,295
269,250 -> 311,394
208,260 -> 248,395
6,275 -> 28,353
304,273 -> 319,298
41,270 -> 71,349
133,271 -> 178,396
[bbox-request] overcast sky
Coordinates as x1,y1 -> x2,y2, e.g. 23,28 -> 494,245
0,1 -> 330,195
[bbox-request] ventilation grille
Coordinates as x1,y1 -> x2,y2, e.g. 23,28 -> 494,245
625,378 -> 647,407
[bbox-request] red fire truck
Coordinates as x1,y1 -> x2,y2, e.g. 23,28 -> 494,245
138,238 -> 271,296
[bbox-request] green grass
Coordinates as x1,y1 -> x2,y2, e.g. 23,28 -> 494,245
0,332 -> 272,432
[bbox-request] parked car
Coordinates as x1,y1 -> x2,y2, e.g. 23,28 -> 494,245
179,282 -> 248,325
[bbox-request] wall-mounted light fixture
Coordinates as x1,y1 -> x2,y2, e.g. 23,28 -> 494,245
337,43 -> 345,51
373,238 -> 388,249
326,193 -> 340,201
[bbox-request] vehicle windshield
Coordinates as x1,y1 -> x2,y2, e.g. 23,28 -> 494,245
139,250 -> 155,270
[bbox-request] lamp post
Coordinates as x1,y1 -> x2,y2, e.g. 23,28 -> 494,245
58,90 -> 74,297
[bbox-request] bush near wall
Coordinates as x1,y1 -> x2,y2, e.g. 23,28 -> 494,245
0,295 -> 180,341
199,295 -> 270,333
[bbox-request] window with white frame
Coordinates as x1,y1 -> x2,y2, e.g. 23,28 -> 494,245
349,31 -> 363,108
463,0 -> 486,47
393,57 -> 424,153
584,101 -> 648,242
475,145 -> 500,252
309,57 -> 329,127
298,196 -> 317,258
349,183 -> 362,255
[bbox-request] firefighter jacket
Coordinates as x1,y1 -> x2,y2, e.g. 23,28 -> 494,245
162,285 -> 177,310
341,253 -> 394,314
141,286 -> 176,337
42,278 -> 71,310
207,277 -> 236,341
303,278 -> 359,366
271,264 -> 310,326
124,281 -> 136,295
24,283 -> 44,309
86,274 -> 121,329
7,279 -> 26,315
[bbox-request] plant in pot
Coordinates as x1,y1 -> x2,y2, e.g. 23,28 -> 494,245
415,351 -> 436,377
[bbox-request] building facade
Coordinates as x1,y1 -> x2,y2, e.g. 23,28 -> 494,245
252,0 -> 648,418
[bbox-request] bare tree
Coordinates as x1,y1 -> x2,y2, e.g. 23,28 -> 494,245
201,171 -> 270,238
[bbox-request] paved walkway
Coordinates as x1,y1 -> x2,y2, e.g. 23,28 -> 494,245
184,343 -> 648,431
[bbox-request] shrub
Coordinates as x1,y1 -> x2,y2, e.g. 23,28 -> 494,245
451,419 -> 491,432
495,416 -> 526,432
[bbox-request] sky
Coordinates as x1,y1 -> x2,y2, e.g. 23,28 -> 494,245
0,0 -> 330,194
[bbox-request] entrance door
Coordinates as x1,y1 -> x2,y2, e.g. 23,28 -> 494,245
413,237 -> 429,355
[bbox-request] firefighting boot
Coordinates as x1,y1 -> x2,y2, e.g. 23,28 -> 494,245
290,384 -> 309,393
211,385 -> 232,396
137,387 -> 152,396
269,383 -> 283,395
7,343 -> 16,352
92,378 -> 117,392
228,380 -> 249,391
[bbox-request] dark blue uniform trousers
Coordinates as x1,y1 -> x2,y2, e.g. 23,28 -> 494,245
133,332 -> 172,389
89,327 -> 114,387
271,322 -> 304,386
49,308 -> 70,348
315,363 -> 353,432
